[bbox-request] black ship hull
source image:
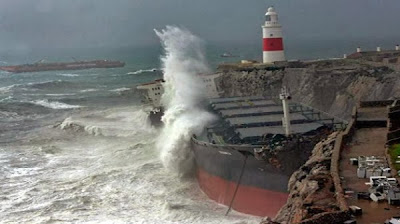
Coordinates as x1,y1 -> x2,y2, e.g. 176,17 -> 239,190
189,96 -> 342,217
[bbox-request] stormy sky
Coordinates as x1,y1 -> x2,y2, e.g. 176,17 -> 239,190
0,0 -> 400,54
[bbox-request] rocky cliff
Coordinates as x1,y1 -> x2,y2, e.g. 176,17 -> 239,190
217,59 -> 400,120
262,132 -> 351,224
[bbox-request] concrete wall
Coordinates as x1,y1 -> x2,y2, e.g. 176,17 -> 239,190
388,102 -> 400,145
330,107 -> 356,212
300,211 -> 351,224
389,105 -> 400,131
359,100 -> 394,107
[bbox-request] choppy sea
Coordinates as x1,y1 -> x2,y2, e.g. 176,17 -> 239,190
0,47 -> 261,224
3,33 -> 395,223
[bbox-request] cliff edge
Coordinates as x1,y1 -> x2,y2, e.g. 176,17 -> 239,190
262,132 -> 351,224
217,59 -> 400,120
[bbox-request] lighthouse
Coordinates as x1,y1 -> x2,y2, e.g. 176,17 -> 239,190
262,7 -> 286,63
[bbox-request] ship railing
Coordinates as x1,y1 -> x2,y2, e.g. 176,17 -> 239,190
290,103 -> 348,131
192,135 -> 257,151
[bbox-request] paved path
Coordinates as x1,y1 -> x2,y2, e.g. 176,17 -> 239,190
340,128 -> 400,223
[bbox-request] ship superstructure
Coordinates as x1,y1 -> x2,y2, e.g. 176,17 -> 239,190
136,73 -> 222,126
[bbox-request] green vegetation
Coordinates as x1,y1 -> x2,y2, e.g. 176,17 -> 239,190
389,144 -> 400,171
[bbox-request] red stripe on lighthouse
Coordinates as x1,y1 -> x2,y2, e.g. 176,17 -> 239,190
263,38 -> 284,51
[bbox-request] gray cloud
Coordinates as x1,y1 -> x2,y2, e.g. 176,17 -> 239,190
0,0 -> 399,53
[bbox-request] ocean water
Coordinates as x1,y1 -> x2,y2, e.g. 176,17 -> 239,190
0,39 -> 261,223
3,30 -> 395,223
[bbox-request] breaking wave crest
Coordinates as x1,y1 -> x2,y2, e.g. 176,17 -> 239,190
57,73 -> 80,77
155,26 -> 214,176
28,80 -> 73,89
31,99 -> 82,109
79,89 -> 98,93
59,108 -> 153,137
0,84 -> 24,93
110,87 -> 131,92
59,117 -> 104,136
0,80 -> 74,93
127,68 -> 158,75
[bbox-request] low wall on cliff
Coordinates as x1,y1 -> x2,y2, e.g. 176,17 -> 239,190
270,132 -> 351,224
267,108 -> 356,224
388,101 -> 400,145
330,107 -> 357,212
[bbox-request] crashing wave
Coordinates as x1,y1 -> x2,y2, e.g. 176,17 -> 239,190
127,68 -> 158,75
31,99 -> 82,109
58,108 -> 154,137
59,117 -> 103,136
155,26 -> 214,176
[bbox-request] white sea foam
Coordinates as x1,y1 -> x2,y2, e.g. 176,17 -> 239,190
57,73 -> 80,77
155,26 -> 214,175
31,99 -> 82,109
59,108 -> 153,137
0,84 -> 22,93
79,89 -> 98,93
0,104 -> 259,223
0,96 -> 13,102
109,87 -> 131,92
45,93 -> 76,96
0,80 -> 70,93
26,80 -> 63,86
127,68 -> 158,75
60,117 -> 104,136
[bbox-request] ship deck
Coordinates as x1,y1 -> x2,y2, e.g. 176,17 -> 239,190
236,122 -> 323,138
212,100 -> 276,110
206,96 -> 343,144
219,106 -> 283,117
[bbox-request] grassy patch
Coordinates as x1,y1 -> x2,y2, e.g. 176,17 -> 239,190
389,144 -> 400,171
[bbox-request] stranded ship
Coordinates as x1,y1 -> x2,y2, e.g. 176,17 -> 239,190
136,76 -> 347,217
136,73 -> 221,126
0,60 -> 125,73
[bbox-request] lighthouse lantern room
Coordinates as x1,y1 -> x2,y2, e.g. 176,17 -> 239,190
262,7 -> 286,63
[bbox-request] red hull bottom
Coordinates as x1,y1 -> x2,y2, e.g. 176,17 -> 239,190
197,168 -> 288,217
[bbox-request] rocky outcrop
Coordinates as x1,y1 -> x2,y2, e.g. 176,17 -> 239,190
261,132 -> 350,224
217,60 -> 400,120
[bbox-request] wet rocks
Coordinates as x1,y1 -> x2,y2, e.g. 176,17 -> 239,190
263,132 -> 351,224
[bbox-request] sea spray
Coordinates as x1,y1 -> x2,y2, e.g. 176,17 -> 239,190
155,26 -> 214,175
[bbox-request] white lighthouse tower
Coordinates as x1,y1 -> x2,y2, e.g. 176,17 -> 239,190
262,7 -> 286,63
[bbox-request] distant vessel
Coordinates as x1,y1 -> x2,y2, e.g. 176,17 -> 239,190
220,52 -> 238,58
0,60 -> 125,73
